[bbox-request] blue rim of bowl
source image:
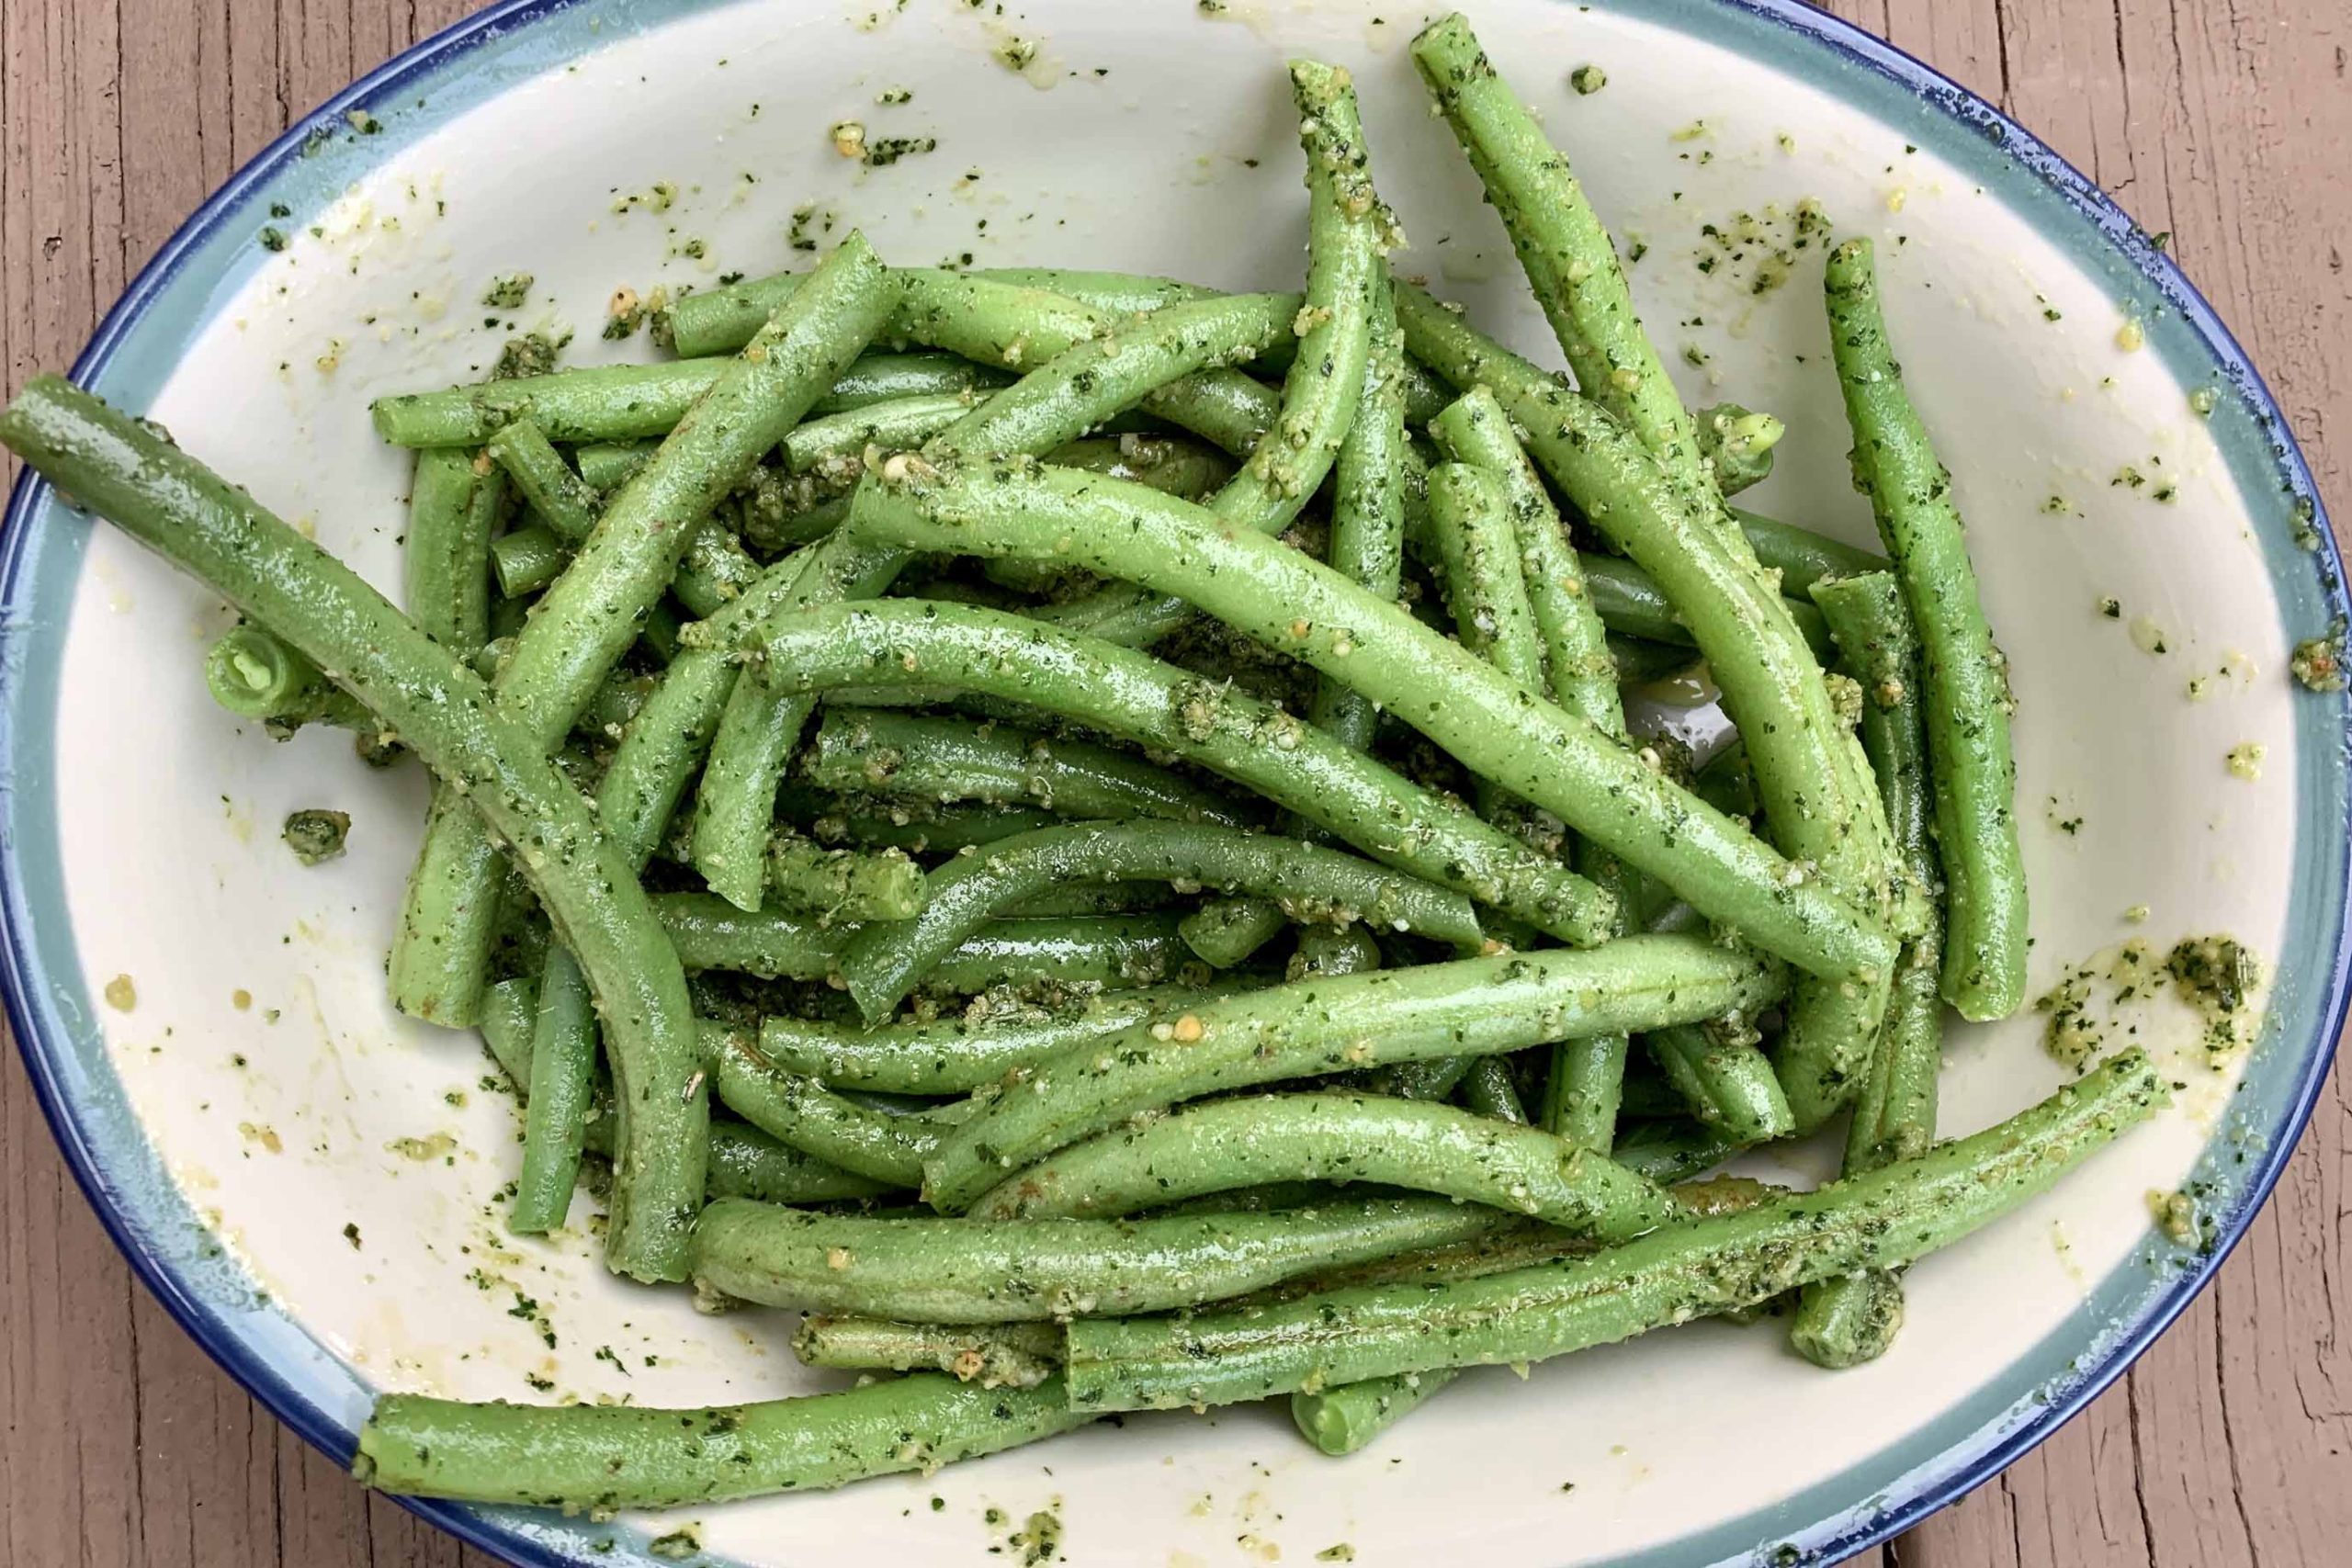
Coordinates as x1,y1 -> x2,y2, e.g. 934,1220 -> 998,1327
0,1 -> 2341,1563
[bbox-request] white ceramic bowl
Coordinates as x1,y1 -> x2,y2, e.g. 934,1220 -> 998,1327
6,2 -> 2342,1564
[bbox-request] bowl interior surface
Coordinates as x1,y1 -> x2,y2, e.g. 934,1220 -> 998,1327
5,2 -> 2341,1565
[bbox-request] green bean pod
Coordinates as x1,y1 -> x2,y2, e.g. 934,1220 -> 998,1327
765,833 -> 926,924
356,1375 -> 1091,1509
690,1195 -> 1503,1323
791,1316 -> 1064,1389
1824,239 -> 2026,1021
802,706 -> 1250,828
708,1031 -> 951,1187
1,376 -> 707,1282
922,937 -> 1784,1211
838,820 -> 1483,1021
1179,896 -> 1290,969
1309,271 -> 1409,753
507,945 -> 599,1235
966,1090 -> 1673,1237
1645,1023 -> 1795,1145
403,446 -> 500,654
1292,1371 -> 1458,1456
1062,1050 -> 2167,1410
205,624 -> 376,736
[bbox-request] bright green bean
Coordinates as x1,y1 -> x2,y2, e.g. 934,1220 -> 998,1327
1293,1371 -> 1457,1456
801,706 -> 1250,828
765,833 -> 925,924
1424,461 -> 1545,691
484,419 -> 600,543
778,789 -> 1062,854
792,1316 -> 1064,1389
488,524 -> 566,599
744,595 -> 1618,947
922,936 -> 1784,1211
1582,554 -> 1836,660
1062,1050 -> 2167,1410
1,376 -> 707,1282
1697,402 -> 1784,497
403,446 -> 499,654
205,624 -> 375,736
691,1195 -> 1503,1323
1645,1023 -> 1795,1145
1046,61 -> 1384,649
838,820 -> 1483,1021
508,945 -> 598,1235
708,1031 -> 953,1187
1731,507 -> 1888,600
355,1375 -> 1091,1508
572,439 -> 655,491
1179,896 -> 1289,969
1825,238 -> 2026,1021
966,1090 -> 1672,1236
848,464 -> 1888,983
1309,271 -> 1408,753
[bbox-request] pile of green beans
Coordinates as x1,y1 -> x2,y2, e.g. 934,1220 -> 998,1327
0,9 -> 2090,1515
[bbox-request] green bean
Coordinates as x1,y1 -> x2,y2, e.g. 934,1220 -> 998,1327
752,983 -> 1227,1093
1792,571 -> 1948,1367
1046,61 -> 1384,648
1003,882 -> 1183,919
675,266 -> 1206,358
1582,555 -> 1836,660
708,1032 -> 953,1186
744,596 -> 1617,947
1607,635 -> 1697,687
484,419 -> 600,543
782,391 -> 976,477
813,351 -> 1014,413
507,945 -> 599,1235
1180,896 -> 1289,969
1053,433 -> 1234,502
477,975 -> 538,1086
1458,1055 -> 1530,1124
355,1374 -> 1091,1508
1423,462 -> 1544,691
922,291 -> 1296,463
1645,1023 -> 1795,1144
922,936 -> 1783,1211
691,1195 -> 1503,1324
1731,507 -> 1887,599
802,707 -> 1250,828
781,789 -> 1062,854
1410,14 -> 1707,493
1062,1049 -> 2167,1410
1610,1118 -> 1748,1185
1308,272 -> 1409,753
849,466 -> 1886,982
1293,1371 -> 1456,1456
403,447 -> 499,654
1696,403 -> 1784,497
639,598 -> 682,661
487,525 -> 565,599
390,237 -> 897,1025
205,625 -> 375,736
658,896 -> 1194,992
1289,922 -> 1382,979
1394,288 -> 1894,1128
967,1090 -> 1670,1236
572,439 -> 655,491
1692,739 -> 1758,820
839,820 -> 1483,1021
765,832 -> 925,923
792,1316 -> 1064,1389
1825,238 -> 2026,1021
1,375 -> 707,1282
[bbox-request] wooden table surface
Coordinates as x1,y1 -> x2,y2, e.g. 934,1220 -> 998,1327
3,1 -> 2346,1562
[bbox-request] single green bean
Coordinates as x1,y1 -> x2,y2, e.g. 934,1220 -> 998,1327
1692,739 -> 1758,820
744,595 -> 1620,947
355,1375 -> 1090,1509
403,447 -> 499,653
1583,555 -> 1836,660
205,624 -> 375,736
1293,1371 -> 1457,1456
813,351 -> 1014,413
1611,1118 -> 1749,1185
572,439 -> 655,491
922,936 -> 1784,1211
1459,1055 -> 1531,1124
1825,238 -> 2026,1021
1645,1023 -> 1795,1144
783,391 -> 977,478
966,1090 -> 1671,1235
477,975 -> 538,1086
1180,896 -> 1289,969
752,983 -> 1231,1093
691,1195 -> 1503,1324
1309,271 -> 1408,753
766,833 -> 925,924
849,464 -> 1888,983
802,706 -> 1250,828
1061,1049 -> 2167,1410
1289,922 -> 1382,979
1,376 -> 707,1282
390,236 -> 896,1025
779,790 -> 1062,854
1608,634 -> 1698,687
838,820 -> 1483,1021
708,1032 -> 952,1187
1423,461 -> 1545,691
792,1317 -> 1064,1389
1046,61 -> 1384,648
484,420 -> 600,542
507,945 -> 598,1235
1731,507 -> 1887,600
488,525 -> 565,599
1697,403 -> 1785,497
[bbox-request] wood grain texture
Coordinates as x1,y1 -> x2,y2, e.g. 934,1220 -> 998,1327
0,2 -> 2344,1564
